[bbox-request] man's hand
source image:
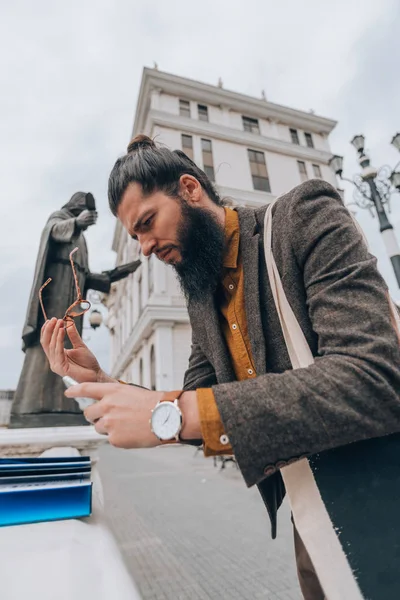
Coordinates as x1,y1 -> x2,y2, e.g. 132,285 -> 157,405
64,383 -> 201,448
40,318 -> 115,384
76,209 -> 98,229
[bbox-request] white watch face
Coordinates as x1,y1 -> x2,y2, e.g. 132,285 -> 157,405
151,402 -> 182,440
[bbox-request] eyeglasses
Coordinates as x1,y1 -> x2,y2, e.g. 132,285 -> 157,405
39,247 -> 91,323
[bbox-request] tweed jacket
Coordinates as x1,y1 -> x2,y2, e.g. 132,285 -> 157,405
183,179 -> 400,538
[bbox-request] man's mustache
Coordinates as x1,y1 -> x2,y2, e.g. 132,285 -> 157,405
155,244 -> 179,260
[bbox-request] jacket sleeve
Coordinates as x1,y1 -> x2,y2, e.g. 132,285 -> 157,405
183,333 -> 233,450
183,334 -> 218,391
212,181 -> 400,488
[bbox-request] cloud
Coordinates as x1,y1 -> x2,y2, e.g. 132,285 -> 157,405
0,0 -> 399,388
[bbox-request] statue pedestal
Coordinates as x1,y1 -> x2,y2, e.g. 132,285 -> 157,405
0,425 -> 107,458
0,427 -> 141,600
8,412 -> 88,429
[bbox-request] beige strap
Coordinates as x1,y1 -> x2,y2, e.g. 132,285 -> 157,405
262,197 -> 373,600
264,199 -> 314,369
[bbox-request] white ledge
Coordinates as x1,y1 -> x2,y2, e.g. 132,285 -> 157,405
0,426 -> 108,458
0,444 -> 141,600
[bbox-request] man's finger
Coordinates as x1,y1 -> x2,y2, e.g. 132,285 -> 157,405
93,418 -> 108,436
84,401 -> 107,424
65,382 -> 119,401
65,321 -> 86,349
41,318 -> 56,351
48,319 -> 63,359
55,324 -> 66,364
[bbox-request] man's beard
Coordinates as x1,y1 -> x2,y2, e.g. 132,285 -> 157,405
173,200 -> 225,304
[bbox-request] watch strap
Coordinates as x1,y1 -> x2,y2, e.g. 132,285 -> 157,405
160,390 -> 184,403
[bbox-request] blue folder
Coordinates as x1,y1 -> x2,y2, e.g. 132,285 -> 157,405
0,457 -> 92,527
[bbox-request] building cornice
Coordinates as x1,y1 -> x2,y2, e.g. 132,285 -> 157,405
217,185 -> 275,208
150,110 -> 333,163
133,67 -> 337,136
111,305 -> 189,377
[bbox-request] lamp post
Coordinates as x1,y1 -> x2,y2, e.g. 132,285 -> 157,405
89,309 -> 103,330
329,133 -> 400,287
82,291 -> 104,341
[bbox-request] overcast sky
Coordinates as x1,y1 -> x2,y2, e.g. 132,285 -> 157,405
1,0 -> 399,390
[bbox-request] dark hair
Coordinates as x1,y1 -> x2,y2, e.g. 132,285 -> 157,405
108,134 -> 222,216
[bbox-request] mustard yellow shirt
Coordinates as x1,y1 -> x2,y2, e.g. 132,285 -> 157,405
197,207 -> 257,456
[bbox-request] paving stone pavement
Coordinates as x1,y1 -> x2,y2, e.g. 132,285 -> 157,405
98,444 -> 302,600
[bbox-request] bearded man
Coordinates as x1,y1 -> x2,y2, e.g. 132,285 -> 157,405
41,136 -> 400,599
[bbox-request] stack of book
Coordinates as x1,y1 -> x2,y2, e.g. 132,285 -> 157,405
0,456 -> 92,527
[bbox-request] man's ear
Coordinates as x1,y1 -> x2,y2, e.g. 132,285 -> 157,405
179,175 -> 202,204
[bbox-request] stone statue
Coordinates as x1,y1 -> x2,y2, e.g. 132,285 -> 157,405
10,191 -> 140,428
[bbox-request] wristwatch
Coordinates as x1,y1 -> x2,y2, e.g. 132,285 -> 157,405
150,390 -> 184,442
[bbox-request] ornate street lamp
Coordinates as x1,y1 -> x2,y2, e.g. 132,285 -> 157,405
89,309 -> 103,330
84,291 -> 105,334
328,155 -> 344,177
391,133 -> 400,152
350,134 -> 365,154
329,134 -> 400,287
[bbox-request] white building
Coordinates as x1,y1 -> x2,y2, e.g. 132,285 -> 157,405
0,390 -> 13,427
108,67 -> 338,388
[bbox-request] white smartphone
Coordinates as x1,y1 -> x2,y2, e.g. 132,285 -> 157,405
62,376 -> 96,410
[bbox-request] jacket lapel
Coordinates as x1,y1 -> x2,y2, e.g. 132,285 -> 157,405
201,294 -> 235,383
190,206 -> 268,382
237,207 -> 267,376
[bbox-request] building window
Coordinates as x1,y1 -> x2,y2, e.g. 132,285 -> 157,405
181,134 -> 194,160
290,128 -> 300,144
248,149 -> 271,192
312,164 -> 322,178
201,138 -> 215,181
297,160 -> 308,183
179,99 -> 191,118
242,116 -> 260,134
148,255 -> 154,295
305,132 -> 314,148
198,104 -> 209,122
150,346 -> 156,391
129,286 -> 134,333
139,358 -> 143,387
137,270 -> 142,312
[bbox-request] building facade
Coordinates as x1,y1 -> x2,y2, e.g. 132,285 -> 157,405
108,68 -> 338,388
0,390 -> 14,427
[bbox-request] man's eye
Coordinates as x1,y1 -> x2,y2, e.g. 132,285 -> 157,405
143,216 -> 153,227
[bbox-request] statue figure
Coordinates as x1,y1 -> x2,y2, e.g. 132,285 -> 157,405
10,191 -> 140,428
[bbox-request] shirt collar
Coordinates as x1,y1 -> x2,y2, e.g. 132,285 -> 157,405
222,207 -> 240,269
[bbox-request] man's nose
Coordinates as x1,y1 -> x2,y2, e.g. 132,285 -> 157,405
140,237 -> 157,257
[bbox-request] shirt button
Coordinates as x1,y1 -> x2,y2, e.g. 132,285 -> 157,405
231,324 -> 237,330
219,434 -> 230,445
247,369 -> 253,375
228,284 -> 234,290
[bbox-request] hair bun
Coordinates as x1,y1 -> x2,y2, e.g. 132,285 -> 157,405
127,134 -> 156,153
